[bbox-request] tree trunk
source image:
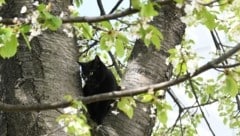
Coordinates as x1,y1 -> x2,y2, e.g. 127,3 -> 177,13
101,2 -> 185,136
0,0 -> 80,136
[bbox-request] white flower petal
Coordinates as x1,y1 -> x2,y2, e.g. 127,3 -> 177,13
20,6 -> 27,14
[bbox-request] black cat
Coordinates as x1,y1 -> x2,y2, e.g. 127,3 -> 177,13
79,56 -> 119,124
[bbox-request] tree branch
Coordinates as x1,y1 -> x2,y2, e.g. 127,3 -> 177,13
0,101 -> 73,112
1,43 -> 240,112
97,0 -> 106,15
0,8 -> 139,25
212,63 -> 240,69
108,51 -> 123,77
109,0 -> 123,14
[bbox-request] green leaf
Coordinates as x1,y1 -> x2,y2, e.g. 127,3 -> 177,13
144,38 -> 151,47
131,0 -> 141,9
223,117 -> 228,125
117,97 -> 135,119
20,25 -> 30,33
174,0 -> 185,4
74,0 -> 83,7
19,25 -> 31,49
157,110 -> 168,124
140,2 -> 158,17
45,16 -> 62,31
37,3 -> 46,11
100,33 -> 112,51
175,62 -> 187,75
139,94 -> 154,103
64,95 -> 73,101
155,101 -> 171,125
0,34 -> 18,58
117,33 -> 129,44
37,4 -> 62,31
101,21 -> 112,30
81,23 -> 93,39
224,75 -> 238,97
115,39 -> 125,57
206,85 -> 215,95
0,28 -> 12,45
195,7 -> 217,30
151,34 -> 161,49
21,32 -> 31,50
0,0 -> 5,6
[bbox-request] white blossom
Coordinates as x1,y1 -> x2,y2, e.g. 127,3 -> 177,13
28,11 -> 44,41
63,24 -> 74,38
63,107 -> 78,114
63,28 -> 74,38
111,110 -> 119,115
130,24 -> 141,39
58,119 -> 65,127
68,5 -> 76,12
60,12 -> 65,18
142,107 -> 147,112
186,59 -> 198,75
32,1 -> 39,6
20,6 -> 27,14
149,114 -> 156,118
29,26 -> 42,41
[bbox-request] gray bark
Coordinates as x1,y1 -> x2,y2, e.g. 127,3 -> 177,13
0,0 -> 80,136
101,2 -> 185,136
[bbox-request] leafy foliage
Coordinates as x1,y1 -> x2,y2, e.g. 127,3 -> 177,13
0,26 -> 18,58
37,4 -> 62,31
0,0 -> 5,6
57,98 -> 91,136
117,97 -> 136,119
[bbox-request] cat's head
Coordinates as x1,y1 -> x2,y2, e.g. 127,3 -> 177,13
78,56 -> 104,81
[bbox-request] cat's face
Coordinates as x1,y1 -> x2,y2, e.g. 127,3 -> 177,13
78,56 -> 102,81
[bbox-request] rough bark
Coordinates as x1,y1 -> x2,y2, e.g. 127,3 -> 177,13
101,2 -> 186,136
0,0 -> 79,136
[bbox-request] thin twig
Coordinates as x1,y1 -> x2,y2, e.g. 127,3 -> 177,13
197,0 -> 219,6
95,1 -> 123,78
184,99 -> 218,110
97,0 -> 106,15
108,51 -> 123,77
236,95 -> 240,112
212,63 -> 240,69
109,0 -> 123,14
188,78 -> 216,136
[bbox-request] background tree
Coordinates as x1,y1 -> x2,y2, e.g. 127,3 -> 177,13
0,0 -> 240,136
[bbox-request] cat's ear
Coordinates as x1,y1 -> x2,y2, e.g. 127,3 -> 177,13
94,56 -> 100,62
93,56 -> 102,68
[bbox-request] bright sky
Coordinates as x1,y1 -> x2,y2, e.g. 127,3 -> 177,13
78,1 -> 237,135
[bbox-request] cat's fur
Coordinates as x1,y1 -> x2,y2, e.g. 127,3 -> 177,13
79,56 -> 119,124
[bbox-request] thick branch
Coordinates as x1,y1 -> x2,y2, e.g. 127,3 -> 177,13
1,43 -> 240,112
